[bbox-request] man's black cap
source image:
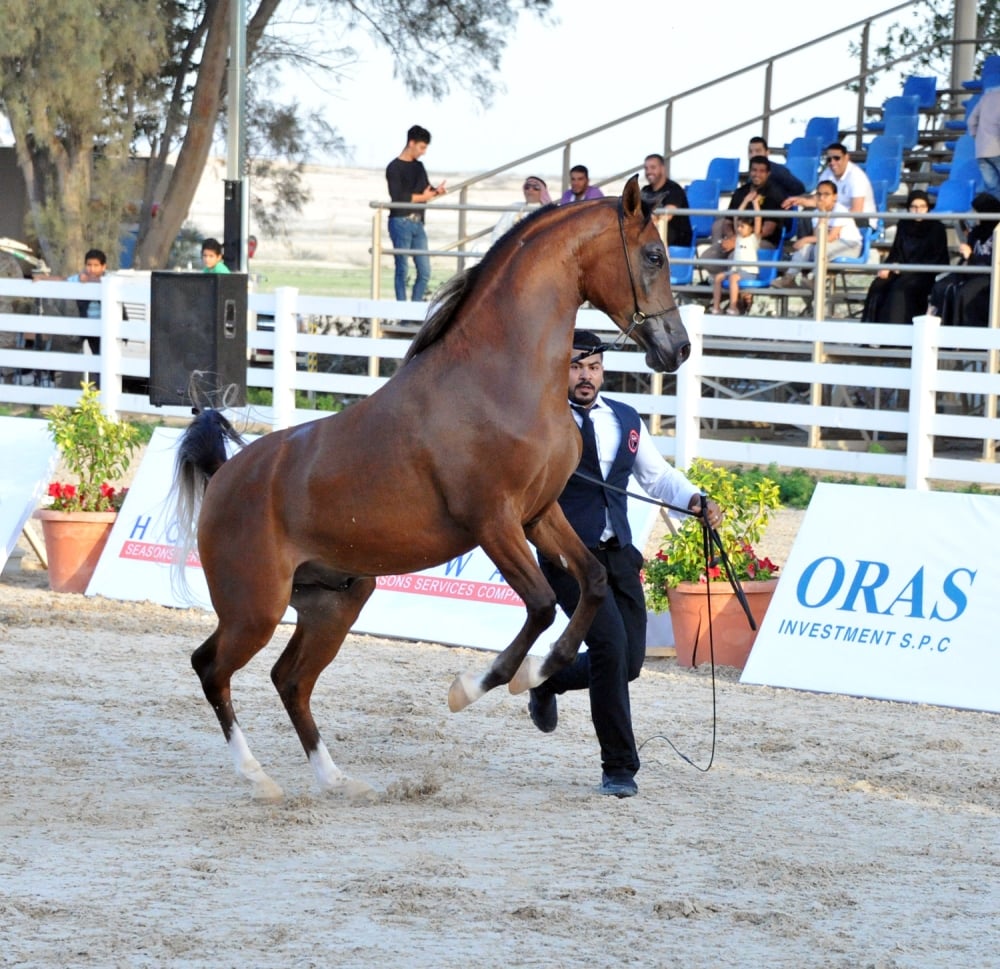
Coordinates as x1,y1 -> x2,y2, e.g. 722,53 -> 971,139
572,329 -> 604,353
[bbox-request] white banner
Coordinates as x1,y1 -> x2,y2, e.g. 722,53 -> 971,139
88,426 -> 662,653
742,482 -> 1000,713
1,417 -> 58,572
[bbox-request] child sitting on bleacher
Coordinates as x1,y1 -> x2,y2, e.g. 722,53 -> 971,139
710,217 -> 758,315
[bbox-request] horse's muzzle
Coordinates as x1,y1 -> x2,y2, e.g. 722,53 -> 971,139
640,308 -> 690,373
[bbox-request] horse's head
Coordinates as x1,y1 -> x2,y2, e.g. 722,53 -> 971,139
584,175 -> 690,373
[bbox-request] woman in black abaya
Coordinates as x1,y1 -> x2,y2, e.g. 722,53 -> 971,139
928,192 -> 1000,326
862,190 -> 951,324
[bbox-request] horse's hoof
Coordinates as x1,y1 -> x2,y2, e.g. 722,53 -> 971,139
251,776 -> 284,802
323,777 -> 378,802
508,655 -> 544,695
448,672 -> 484,712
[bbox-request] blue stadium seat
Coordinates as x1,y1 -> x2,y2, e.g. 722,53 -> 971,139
804,116 -> 840,147
705,157 -> 741,193
785,154 -> 820,193
738,247 -> 781,290
901,74 -> 938,111
932,178 -> 977,215
685,177 -> 721,242
928,159 -> 983,198
862,135 -> 904,194
931,133 -> 975,176
668,245 -> 696,286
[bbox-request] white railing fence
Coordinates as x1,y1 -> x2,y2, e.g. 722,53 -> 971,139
1,275 -> 997,491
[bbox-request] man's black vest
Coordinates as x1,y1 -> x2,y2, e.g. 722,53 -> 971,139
558,397 -> 641,548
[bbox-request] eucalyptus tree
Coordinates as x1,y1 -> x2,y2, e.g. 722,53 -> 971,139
0,0 -> 553,271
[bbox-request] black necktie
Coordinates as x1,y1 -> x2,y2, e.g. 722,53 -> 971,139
572,404 -> 601,474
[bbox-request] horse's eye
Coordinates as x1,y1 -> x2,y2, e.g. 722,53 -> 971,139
645,247 -> 665,268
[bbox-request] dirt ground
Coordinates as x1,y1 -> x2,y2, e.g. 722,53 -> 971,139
2,510 -> 998,968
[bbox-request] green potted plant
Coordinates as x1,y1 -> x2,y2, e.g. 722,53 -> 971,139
34,382 -> 139,593
644,458 -> 781,668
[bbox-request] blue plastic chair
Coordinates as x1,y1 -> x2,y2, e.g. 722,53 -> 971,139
785,153 -> 820,193
961,54 -> 1000,91
931,133 -> 975,176
932,178 -> 977,215
901,75 -> 938,111
928,159 -> 983,198
784,135 -> 824,159
668,245 -> 696,286
869,179 -> 889,239
862,135 -> 904,194
705,157 -> 741,193
737,247 -> 781,290
831,226 -> 873,267
804,116 -> 840,147
866,97 -> 921,149
944,93 -> 981,133
685,177 -> 721,241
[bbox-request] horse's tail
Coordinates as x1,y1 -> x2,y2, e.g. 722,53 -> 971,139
170,409 -> 246,600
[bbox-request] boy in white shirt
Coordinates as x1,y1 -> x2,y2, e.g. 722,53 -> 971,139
773,180 -> 862,288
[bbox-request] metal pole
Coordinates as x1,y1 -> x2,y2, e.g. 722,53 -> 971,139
855,22 -> 870,153
225,0 -> 248,272
952,0 -> 978,93
762,62 -> 773,145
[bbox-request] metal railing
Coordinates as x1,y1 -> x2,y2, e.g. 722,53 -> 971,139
368,1 -> 964,281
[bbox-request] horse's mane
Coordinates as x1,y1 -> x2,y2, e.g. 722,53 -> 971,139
402,202 -> 561,365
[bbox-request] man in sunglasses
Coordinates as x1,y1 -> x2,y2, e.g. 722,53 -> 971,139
782,142 -> 876,228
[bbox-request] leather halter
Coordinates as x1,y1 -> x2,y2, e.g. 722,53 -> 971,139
570,197 -> 660,363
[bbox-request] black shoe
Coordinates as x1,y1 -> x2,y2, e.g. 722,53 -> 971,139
599,772 -> 638,798
527,687 -> 557,733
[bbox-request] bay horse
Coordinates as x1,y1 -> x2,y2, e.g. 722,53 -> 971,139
171,174 -> 690,800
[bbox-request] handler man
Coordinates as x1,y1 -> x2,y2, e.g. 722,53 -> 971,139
529,330 -> 722,797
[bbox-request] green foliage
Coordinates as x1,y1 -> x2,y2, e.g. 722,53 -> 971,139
643,459 -> 782,613
45,382 -> 139,511
851,1 -> 1000,90
1,1 -> 553,270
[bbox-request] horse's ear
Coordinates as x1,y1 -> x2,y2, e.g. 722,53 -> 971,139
622,174 -> 642,217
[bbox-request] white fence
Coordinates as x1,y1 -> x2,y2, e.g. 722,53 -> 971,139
1,274 -> 998,491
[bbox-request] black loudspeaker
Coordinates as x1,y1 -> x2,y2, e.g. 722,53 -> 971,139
149,272 -> 248,407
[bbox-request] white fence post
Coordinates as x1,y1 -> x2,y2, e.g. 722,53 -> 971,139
674,303 -> 704,472
906,314 -> 939,491
272,286 -> 298,430
99,273 -> 124,417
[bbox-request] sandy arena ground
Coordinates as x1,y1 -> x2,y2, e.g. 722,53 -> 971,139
2,505 -> 998,968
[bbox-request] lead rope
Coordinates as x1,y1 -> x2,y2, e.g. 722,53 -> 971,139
571,472 -> 757,773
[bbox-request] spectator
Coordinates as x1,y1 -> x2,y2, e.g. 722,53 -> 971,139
968,79 -> 1000,202
783,142 -> 876,226
559,165 -> 604,204
640,153 -> 692,246
772,179 -> 862,288
201,238 -> 230,274
701,156 -> 790,266
861,189 -> 950,324
709,217 -> 759,315
490,176 -> 552,247
747,135 -> 806,198
929,192 -> 1000,325
385,124 -> 447,302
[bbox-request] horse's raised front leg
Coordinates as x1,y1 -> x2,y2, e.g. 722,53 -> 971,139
448,505 -> 606,711
507,505 -> 607,695
275,576 -> 378,800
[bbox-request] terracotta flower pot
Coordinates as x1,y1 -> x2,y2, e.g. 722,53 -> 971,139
666,578 -> 778,670
33,509 -> 117,594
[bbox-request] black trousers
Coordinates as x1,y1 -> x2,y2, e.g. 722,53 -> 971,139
538,543 -> 647,777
